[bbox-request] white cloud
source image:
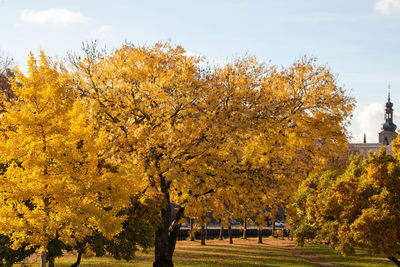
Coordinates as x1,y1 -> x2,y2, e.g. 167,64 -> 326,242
375,0 -> 400,15
20,9 -> 89,25
356,102 -> 382,143
355,102 -> 400,142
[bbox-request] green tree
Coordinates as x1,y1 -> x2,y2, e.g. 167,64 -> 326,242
68,193 -> 160,267
294,148 -> 400,266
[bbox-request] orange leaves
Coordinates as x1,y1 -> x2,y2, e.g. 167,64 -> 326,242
67,42 -> 356,253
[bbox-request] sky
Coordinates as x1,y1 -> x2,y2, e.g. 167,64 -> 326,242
0,0 -> 400,143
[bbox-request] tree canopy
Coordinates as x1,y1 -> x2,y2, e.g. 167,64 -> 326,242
69,42 -> 353,266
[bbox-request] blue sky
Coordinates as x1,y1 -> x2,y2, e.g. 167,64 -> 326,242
1,0 -> 400,142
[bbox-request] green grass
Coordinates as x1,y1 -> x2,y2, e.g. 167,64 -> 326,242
17,239 -> 317,267
15,238 -> 396,267
295,243 -> 393,267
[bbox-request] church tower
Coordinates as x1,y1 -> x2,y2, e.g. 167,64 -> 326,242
379,92 -> 397,145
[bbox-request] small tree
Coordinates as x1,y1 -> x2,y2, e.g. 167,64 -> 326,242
67,193 -> 161,267
294,148 -> 400,266
0,235 -> 36,267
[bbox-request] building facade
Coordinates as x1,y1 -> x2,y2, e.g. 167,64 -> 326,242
349,93 -> 397,158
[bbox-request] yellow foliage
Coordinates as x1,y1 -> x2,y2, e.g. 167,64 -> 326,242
0,52 -> 131,252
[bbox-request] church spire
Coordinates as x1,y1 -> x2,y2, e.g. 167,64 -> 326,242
382,87 -> 396,132
379,86 -> 398,145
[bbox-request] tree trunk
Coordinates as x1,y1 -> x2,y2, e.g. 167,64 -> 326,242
153,173 -> 184,267
189,218 -> 195,241
48,257 -> 55,267
228,224 -> 233,244
257,225 -> 263,244
272,220 -> 276,237
41,251 -> 47,267
201,225 -> 206,245
71,250 -> 84,267
388,256 -> 400,266
219,223 -> 224,240
153,199 -> 173,267
153,203 -> 184,267
242,219 -> 247,239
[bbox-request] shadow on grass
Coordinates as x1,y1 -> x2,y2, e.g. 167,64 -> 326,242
172,242 -> 317,267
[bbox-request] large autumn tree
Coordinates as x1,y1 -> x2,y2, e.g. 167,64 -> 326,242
0,52 -> 133,267
70,42 -> 354,266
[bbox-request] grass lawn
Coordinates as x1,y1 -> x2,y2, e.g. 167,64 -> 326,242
16,237 -> 396,266
18,238 -> 316,267
296,243 -> 394,267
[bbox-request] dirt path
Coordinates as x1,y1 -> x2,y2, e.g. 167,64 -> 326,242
262,238 -> 340,267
